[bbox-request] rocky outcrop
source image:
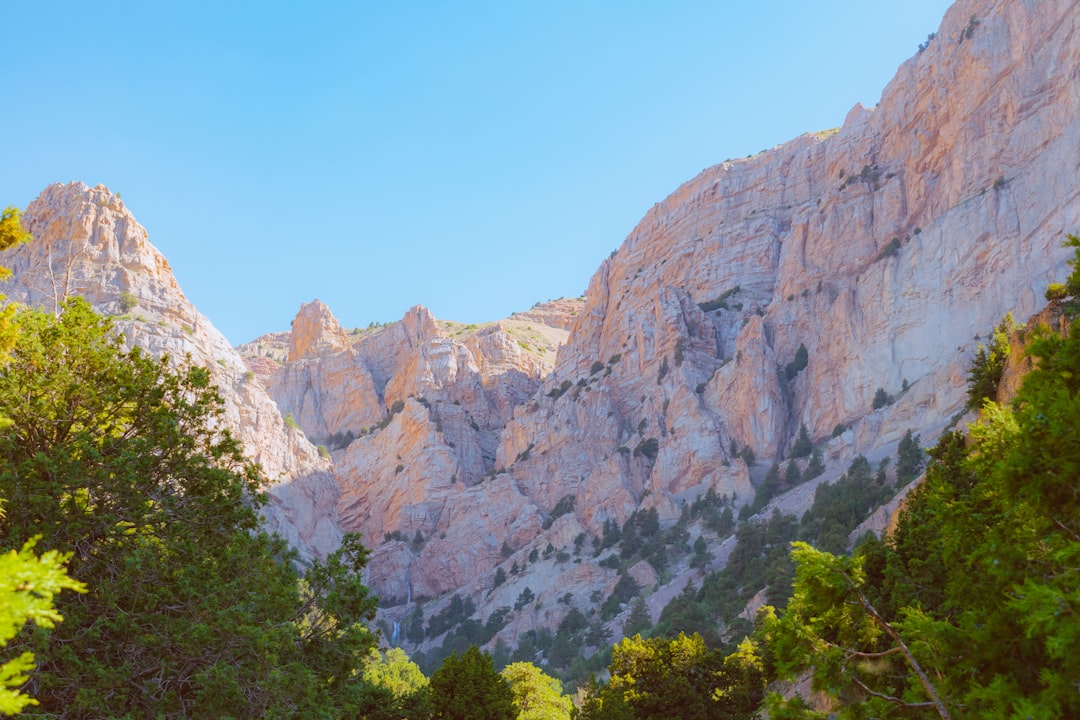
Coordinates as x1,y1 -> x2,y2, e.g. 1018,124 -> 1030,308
388,0 -> 1077,653
289,299 -> 351,362
509,298 -> 585,331
6,0 -> 1080,670
0,182 -> 342,559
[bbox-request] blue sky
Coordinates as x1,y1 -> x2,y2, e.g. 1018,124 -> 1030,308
2,1 -> 952,344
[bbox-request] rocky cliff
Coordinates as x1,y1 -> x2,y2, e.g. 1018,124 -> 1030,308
0,182 -> 342,559
238,0 -> 1080,662
6,0 -> 1080,673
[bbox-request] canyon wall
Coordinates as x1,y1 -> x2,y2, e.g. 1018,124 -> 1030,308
5,0 -> 1079,663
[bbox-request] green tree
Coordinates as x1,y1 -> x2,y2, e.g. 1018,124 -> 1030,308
895,429 -> 924,484
872,386 -> 893,409
784,343 -> 808,381
767,310 -> 1080,718
790,423 -> 812,458
576,632 -> 765,720
762,543 -> 951,719
0,299 -> 378,717
0,535 -> 85,716
803,447 -> 825,481
1063,233 -> 1080,296
622,596 -> 651,637
430,645 -> 515,720
965,313 -> 1014,410
361,646 -> 432,720
501,661 -> 572,720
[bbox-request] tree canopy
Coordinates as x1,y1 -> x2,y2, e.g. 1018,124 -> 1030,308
501,661 -> 572,720
430,645 -> 515,720
0,299 -> 378,717
764,308 -> 1080,718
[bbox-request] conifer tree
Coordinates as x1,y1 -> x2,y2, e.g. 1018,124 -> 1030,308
0,300 -> 378,717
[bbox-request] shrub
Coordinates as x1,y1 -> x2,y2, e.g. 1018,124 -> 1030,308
118,290 -> 138,312
514,587 -> 535,610
739,447 -> 756,467
697,286 -> 741,313
550,494 -> 576,520
547,380 -> 572,400
1046,283 -> 1068,301
784,343 -> 809,381
874,237 -> 901,262
633,438 -> 659,461
872,387 -> 893,410
284,413 -> 300,430
831,423 -> 846,438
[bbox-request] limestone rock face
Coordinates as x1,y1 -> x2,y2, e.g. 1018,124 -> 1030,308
289,299 -> 351,362
509,298 -> 585,331
0,182 -> 342,559
360,0 -> 1080,653
250,299 -> 573,603
8,0 -> 1080,667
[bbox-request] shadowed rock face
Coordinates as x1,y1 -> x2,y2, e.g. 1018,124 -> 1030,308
7,0 -> 1080,658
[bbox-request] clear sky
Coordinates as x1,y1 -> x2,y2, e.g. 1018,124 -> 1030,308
2,1 -> 953,344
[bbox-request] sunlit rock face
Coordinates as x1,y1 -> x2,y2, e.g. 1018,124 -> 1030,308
2,181 -> 342,559
331,0 -> 1079,647
8,0 -> 1080,657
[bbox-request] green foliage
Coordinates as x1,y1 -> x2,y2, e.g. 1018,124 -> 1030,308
738,445 -> 755,466
803,447 -> 826,482
632,437 -> 659,461
550,494 -> 576,521
622,596 -> 652,637
117,289 -> 138,313
600,574 -> 640,621
548,380 -> 572,400
762,543 -> 951,719
427,594 -> 477,638
360,647 -> 432,719
0,300 -> 378,717
789,422 -> 812,458
965,312 -> 1014,410
783,343 -> 808,381
575,633 -> 765,720
871,386 -> 893,409
1045,282 -> 1067,301
874,236 -> 902,262
0,537 -> 85,715
430,646 -> 515,720
698,286 -> 740,313
895,429 -> 924,484
515,587 -> 536,610
831,422 -> 846,438
1064,233 -> 1080,297
799,454 -> 892,554
0,208 -> 30,281
766,312 -> 1080,718
502,661 -> 572,720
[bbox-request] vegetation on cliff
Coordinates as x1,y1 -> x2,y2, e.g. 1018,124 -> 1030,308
762,274 -> 1080,718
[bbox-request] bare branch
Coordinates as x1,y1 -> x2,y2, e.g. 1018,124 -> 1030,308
849,674 -> 939,709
